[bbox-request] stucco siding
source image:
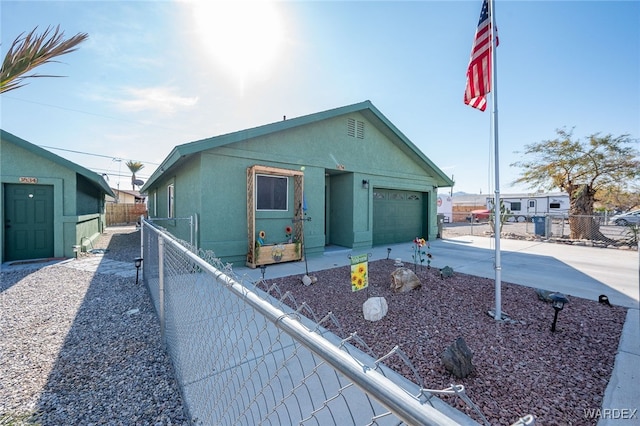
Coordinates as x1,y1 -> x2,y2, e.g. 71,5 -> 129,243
2,140 -> 74,259
215,114 -> 433,182
141,102 -> 448,264
76,174 -> 103,215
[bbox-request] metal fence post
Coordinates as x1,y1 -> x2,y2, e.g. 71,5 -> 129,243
194,212 -> 199,251
189,215 -> 194,248
140,215 -> 145,281
158,236 -> 165,344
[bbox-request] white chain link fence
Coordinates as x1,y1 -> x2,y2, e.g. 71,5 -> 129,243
140,219 -> 535,426
450,214 -> 638,250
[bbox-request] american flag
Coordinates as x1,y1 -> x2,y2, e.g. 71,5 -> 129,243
464,0 -> 498,111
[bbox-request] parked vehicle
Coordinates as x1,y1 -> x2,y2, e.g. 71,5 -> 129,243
611,210 -> 640,226
466,209 -> 491,222
486,192 -> 570,222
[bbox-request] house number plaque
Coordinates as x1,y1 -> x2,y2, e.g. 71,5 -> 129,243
19,177 -> 38,184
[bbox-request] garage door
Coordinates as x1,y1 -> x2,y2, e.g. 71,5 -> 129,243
372,189 -> 425,245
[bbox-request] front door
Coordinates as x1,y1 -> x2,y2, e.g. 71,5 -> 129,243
4,184 -> 54,261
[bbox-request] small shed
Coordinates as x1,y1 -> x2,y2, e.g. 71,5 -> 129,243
1,130 -> 114,262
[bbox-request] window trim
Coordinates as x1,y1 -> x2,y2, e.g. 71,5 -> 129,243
153,190 -> 157,216
167,184 -> 175,218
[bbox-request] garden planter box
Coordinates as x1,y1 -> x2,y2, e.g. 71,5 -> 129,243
248,242 -> 302,268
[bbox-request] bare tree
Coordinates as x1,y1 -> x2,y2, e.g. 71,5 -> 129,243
1,25 -> 88,93
511,128 -> 640,239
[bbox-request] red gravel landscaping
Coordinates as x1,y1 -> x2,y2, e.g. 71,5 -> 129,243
267,259 -> 627,426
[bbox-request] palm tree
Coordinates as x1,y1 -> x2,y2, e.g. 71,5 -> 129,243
1,25 -> 88,93
126,161 -> 145,191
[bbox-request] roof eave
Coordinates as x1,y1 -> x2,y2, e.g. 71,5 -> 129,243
1,129 -> 115,197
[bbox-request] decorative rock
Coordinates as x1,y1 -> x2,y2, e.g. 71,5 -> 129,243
441,337 -> 475,379
394,258 -> 404,267
362,297 -> 388,321
440,266 -> 454,279
301,275 -> 317,286
535,288 -> 554,302
390,268 -> 421,293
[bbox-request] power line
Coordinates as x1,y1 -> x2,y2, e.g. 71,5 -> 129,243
4,95 -> 188,134
91,167 -> 150,179
38,144 -> 160,165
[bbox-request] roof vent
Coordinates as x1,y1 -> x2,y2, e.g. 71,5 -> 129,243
347,118 -> 365,139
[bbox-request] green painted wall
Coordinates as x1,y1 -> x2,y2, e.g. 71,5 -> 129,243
145,113 -> 441,265
76,174 -> 103,215
328,173 -> 354,247
147,154 -> 203,247
1,137 -> 107,261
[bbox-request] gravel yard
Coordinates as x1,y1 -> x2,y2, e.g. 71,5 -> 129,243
1,227 -> 188,425
1,226 -> 629,425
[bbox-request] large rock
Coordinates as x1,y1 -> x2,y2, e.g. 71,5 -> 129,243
390,268 -> 421,293
535,288 -> 554,302
441,337 -> 475,379
362,297 -> 388,322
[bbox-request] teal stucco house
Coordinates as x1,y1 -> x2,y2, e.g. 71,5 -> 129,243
1,130 -> 114,262
141,101 -> 453,267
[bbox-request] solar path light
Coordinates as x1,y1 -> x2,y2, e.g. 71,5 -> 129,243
260,265 -> 267,281
134,257 -> 143,285
549,293 -> 569,332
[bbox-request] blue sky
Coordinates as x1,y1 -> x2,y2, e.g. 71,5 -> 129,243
2,0 -> 638,194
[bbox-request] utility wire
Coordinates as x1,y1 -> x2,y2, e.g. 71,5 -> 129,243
4,95 -> 190,135
38,144 -> 160,165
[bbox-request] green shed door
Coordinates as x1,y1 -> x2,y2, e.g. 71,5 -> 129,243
4,184 -> 54,261
372,189 -> 424,245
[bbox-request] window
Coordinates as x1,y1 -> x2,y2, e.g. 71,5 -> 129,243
153,191 -> 157,216
549,202 -> 561,209
529,200 -> 535,208
510,202 -> 522,211
257,175 -> 288,211
167,184 -> 175,218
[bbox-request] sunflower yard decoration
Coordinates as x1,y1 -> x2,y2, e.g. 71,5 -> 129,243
251,227 -> 302,267
350,253 -> 369,292
257,230 -> 266,246
411,237 -> 432,271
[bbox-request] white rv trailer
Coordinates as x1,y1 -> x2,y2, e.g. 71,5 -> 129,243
486,192 -> 570,221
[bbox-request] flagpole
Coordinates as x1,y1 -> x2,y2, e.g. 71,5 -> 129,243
489,0 -> 502,321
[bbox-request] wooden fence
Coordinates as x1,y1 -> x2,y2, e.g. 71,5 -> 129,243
106,203 -> 147,226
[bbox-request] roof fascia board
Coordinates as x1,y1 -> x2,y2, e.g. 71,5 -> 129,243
142,101 -> 373,191
143,99 -> 454,189
1,129 -> 114,197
